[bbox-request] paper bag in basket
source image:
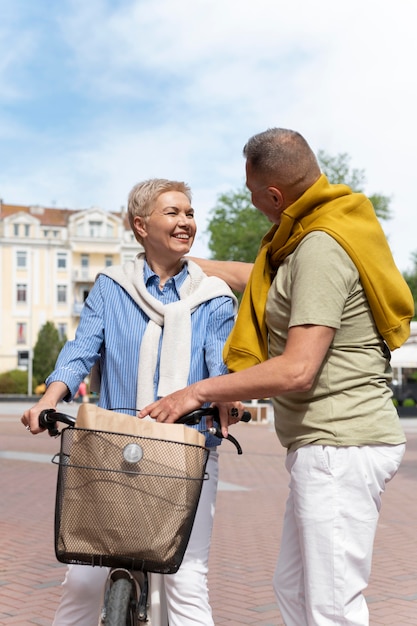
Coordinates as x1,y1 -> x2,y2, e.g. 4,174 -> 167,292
56,404 -> 207,571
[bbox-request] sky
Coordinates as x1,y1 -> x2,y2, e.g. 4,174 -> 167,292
1,0 -> 416,271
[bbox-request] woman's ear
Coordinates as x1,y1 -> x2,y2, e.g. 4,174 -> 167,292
133,216 -> 147,239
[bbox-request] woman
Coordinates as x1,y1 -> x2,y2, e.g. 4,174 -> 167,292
22,178 -> 243,626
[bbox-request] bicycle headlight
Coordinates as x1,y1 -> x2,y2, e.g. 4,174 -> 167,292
123,443 -> 143,464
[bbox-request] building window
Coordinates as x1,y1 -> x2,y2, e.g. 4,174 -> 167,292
16,250 -> 27,268
14,224 -> 20,236
57,285 -> 67,303
57,252 -> 67,269
81,288 -> 90,302
17,350 -> 29,367
105,255 -> 113,267
81,254 -> 89,268
16,284 -> 27,303
17,323 -> 27,344
89,221 -> 103,237
24,224 -> 30,237
57,323 -> 67,341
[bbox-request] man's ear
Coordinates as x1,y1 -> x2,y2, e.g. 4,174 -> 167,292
133,216 -> 147,239
267,186 -> 284,208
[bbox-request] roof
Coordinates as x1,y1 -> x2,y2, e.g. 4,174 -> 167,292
0,203 -> 130,228
0,203 -> 81,227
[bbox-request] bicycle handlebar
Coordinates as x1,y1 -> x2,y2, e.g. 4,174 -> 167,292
39,408 -> 75,435
39,406 -> 252,454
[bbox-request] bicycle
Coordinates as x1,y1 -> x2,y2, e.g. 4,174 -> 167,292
39,406 -> 251,625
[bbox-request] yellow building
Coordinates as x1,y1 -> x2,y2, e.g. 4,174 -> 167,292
0,201 -> 139,375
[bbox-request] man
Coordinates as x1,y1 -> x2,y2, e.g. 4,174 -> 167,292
139,129 -> 414,625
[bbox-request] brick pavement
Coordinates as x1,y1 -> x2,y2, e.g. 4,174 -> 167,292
0,402 -> 416,625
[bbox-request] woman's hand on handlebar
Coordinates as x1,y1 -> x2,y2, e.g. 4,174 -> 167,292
211,401 -> 246,438
21,400 -> 57,435
20,381 -> 69,435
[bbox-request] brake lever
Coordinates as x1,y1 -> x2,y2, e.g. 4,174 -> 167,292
208,425 -> 243,455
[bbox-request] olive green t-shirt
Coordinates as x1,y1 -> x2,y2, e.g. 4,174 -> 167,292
266,231 -> 405,451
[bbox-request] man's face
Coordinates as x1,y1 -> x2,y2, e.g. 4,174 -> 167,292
245,161 -> 283,225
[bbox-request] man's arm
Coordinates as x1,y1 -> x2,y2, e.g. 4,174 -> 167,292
187,257 -> 253,293
138,324 -> 336,423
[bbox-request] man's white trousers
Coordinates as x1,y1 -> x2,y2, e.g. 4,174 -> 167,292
273,443 -> 405,626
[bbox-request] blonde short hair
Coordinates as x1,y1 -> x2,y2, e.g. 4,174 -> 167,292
128,178 -> 192,245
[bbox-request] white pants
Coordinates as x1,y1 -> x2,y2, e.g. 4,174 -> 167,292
52,450 -> 218,626
273,444 -> 405,626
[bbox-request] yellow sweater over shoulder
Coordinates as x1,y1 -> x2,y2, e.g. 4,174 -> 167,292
224,174 -> 414,372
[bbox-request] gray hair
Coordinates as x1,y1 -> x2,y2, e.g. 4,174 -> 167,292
243,128 -> 321,198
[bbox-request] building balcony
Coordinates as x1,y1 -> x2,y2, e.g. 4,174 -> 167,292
72,268 -> 96,282
73,302 -> 84,316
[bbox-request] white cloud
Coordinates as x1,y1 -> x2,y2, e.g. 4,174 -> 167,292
1,0 -> 417,270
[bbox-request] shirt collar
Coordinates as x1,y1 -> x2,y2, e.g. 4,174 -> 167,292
143,259 -> 188,291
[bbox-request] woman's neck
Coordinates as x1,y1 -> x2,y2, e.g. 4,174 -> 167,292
146,257 -> 184,287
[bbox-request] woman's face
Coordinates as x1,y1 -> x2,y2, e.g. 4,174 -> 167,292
134,191 -> 196,261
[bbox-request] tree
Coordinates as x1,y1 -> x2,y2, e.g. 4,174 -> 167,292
206,151 -> 392,263
206,186 -> 270,263
33,321 -> 66,386
402,252 -> 417,320
317,150 -> 392,221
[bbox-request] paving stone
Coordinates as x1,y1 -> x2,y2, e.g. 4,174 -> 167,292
1,403 -> 416,625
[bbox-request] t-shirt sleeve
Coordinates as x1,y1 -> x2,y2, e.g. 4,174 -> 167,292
288,231 -> 359,329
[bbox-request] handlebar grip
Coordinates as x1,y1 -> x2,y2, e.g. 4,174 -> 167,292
39,408 -> 60,436
39,408 -> 76,436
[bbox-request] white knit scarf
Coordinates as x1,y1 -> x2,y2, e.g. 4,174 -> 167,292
98,253 -> 237,409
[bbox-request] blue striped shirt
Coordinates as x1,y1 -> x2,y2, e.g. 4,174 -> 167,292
46,261 -> 235,446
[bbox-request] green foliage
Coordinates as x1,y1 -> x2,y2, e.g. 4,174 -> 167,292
0,369 -> 28,394
206,150 -> 393,267
402,252 -> 417,320
367,193 -> 391,221
317,150 -> 392,221
206,186 -> 271,263
33,321 -> 66,385
317,150 -> 365,190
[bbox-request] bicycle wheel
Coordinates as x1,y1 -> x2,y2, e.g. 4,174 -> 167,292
105,577 -> 133,626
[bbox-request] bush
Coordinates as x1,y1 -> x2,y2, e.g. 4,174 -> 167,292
0,369 -> 28,394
